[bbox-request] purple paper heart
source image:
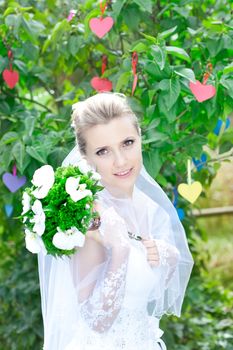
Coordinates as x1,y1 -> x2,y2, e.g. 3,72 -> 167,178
2,173 -> 27,193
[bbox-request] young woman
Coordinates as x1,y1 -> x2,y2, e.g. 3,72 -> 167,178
38,92 -> 194,350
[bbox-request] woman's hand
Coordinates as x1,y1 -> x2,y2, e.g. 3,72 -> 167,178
86,201 -> 130,251
141,239 -> 160,267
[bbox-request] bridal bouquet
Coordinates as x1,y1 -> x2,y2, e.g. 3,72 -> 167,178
21,159 -> 103,257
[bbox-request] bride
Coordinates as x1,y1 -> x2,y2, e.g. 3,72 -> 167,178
38,92 -> 194,350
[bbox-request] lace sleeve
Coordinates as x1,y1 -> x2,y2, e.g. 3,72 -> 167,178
155,239 -> 180,285
78,206 -> 131,333
79,249 -> 129,333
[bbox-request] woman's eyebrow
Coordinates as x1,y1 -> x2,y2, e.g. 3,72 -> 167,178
95,136 -> 135,151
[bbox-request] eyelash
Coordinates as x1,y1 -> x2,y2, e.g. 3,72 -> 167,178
96,139 -> 135,156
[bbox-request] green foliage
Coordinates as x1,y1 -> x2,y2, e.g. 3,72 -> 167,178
0,0 -> 232,348
162,277 -> 233,349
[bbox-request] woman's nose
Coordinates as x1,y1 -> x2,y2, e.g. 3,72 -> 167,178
113,150 -> 127,168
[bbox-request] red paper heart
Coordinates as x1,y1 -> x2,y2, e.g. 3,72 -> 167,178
3,69 -> 19,89
189,80 -> 216,102
89,17 -> 114,38
91,77 -> 112,92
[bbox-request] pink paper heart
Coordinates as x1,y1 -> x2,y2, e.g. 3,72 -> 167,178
2,69 -> 19,89
89,17 -> 114,38
91,77 -> 112,92
2,173 -> 26,192
189,80 -> 216,102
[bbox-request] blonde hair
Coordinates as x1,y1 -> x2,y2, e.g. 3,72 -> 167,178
71,92 -> 141,155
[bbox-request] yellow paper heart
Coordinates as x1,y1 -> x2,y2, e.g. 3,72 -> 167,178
178,181 -> 202,204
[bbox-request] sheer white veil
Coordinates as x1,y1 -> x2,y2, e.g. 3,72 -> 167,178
37,131 -> 194,350
61,144 -> 194,316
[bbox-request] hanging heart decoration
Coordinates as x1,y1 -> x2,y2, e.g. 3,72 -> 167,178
4,204 -> 14,217
213,117 -> 230,136
91,55 -> 112,92
189,63 -> 216,102
172,187 -> 185,220
89,1 -> 114,38
2,164 -> 26,193
131,51 -> 138,96
2,50 -> 19,89
192,154 -> 207,171
91,77 -> 112,91
178,182 -> 202,204
178,159 -> 202,204
176,208 -> 185,220
89,17 -> 114,38
189,80 -> 216,102
3,68 -> 19,89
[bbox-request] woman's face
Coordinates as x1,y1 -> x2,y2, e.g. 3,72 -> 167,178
84,116 -> 142,198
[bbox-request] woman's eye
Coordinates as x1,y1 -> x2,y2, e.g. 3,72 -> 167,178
96,149 -> 107,156
124,139 -> 134,146
96,140 -> 134,156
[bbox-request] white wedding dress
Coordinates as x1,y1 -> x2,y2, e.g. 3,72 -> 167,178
65,237 -> 166,350
40,185 -> 193,350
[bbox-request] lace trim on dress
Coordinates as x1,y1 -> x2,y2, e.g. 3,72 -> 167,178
80,256 -> 129,333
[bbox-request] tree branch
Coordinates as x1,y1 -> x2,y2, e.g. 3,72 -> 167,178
2,88 -> 53,112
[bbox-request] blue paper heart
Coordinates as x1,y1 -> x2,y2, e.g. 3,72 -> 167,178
192,154 -> 207,171
214,117 -> 231,136
4,204 -> 13,217
172,188 -> 185,220
225,117 -> 230,130
176,208 -> 185,221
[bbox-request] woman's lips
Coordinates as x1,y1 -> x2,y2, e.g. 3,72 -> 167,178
114,168 -> 133,178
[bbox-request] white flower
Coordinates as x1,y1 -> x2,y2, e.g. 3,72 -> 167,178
77,158 -> 92,174
66,176 -> 80,194
30,200 -> 46,236
31,165 -> 55,199
25,229 -> 45,254
21,192 -> 31,215
65,177 -> 92,202
91,171 -> 101,181
52,226 -> 85,250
